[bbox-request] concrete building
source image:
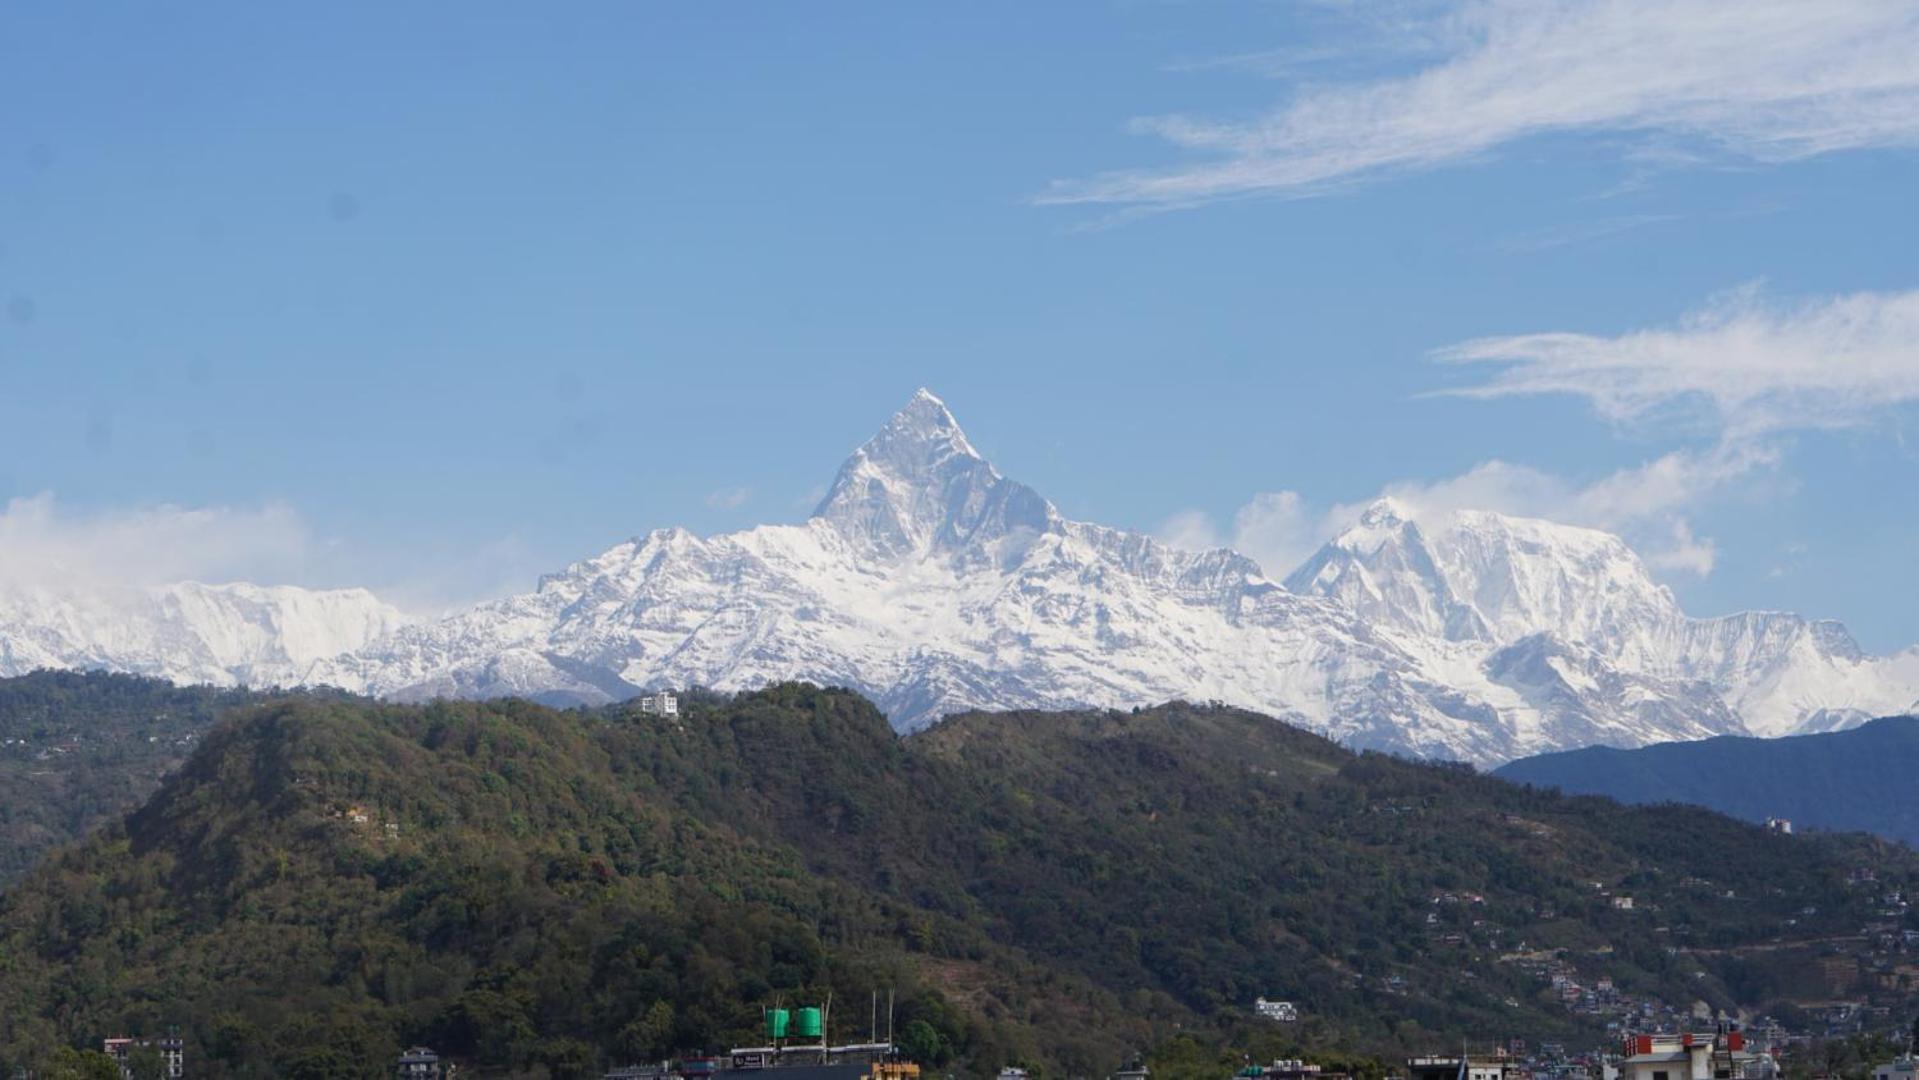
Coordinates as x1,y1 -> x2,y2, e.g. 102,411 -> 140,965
1412,1058 -> 1512,1080
397,1045 -> 444,1078
1254,998 -> 1299,1022
103,1034 -> 184,1079
1617,1032 -> 1764,1080
639,691 -> 680,717
1408,1055 -> 1514,1080
1874,1058 -> 1919,1080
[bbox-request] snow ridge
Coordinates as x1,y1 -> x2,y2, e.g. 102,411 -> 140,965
4,389 -> 1914,764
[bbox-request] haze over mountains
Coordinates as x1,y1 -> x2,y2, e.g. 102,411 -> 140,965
3,390 -> 1915,765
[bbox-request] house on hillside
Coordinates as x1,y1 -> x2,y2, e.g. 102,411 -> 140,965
397,1045 -> 444,1078
1254,997 -> 1298,1022
103,1033 -> 184,1079
638,691 -> 680,717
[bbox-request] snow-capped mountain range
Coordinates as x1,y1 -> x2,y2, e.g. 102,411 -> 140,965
7,390 -> 1916,764
0,580 -> 408,690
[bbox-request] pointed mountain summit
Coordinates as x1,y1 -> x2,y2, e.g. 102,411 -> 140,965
813,389 -> 1055,558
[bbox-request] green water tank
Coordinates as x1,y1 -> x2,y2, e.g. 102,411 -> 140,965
794,1006 -> 823,1039
767,1008 -> 791,1039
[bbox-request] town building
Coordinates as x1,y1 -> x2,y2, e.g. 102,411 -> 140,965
1765,818 -> 1793,835
1239,1060 -> 1350,1080
1874,1058 -> 1919,1080
1616,1031 -> 1765,1080
1408,1054 -> 1514,1080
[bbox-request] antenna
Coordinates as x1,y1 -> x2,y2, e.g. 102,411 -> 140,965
871,990 -> 878,1044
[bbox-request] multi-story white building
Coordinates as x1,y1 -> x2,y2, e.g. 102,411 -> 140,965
1254,998 -> 1299,1022
1617,1031 -> 1766,1080
103,1034 -> 184,1079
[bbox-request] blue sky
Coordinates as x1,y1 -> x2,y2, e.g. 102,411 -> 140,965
2,2 -> 1916,649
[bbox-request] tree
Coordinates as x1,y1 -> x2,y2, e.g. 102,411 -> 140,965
617,1001 -> 677,1065
127,1045 -> 168,1080
898,1020 -> 948,1066
41,1047 -> 123,1080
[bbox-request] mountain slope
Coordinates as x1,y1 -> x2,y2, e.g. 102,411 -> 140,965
1286,499 -> 1919,741
1494,715 -> 1919,846
3,686 -> 1916,1077
0,670 -> 272,885
311,391 -> 1544,761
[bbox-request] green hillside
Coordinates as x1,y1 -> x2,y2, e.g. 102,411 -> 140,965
0,670 -> 267,885
2,681 -> 1915,1078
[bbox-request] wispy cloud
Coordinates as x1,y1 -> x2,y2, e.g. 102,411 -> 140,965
704,486 -> 752,510
0,493 -> 317,589
1435,285 -> 1919,439
1163,442 -> 1768,581
1174,282 -> 1919,580
1492,213 -> 1679,254
1043,0 -> 1919,208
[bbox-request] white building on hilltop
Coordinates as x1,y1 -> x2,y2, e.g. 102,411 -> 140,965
637,691 -> 679,717
1254,998 -> 1298,1022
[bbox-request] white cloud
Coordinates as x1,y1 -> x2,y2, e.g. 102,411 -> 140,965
1644,519 -> 1716,577
1155,508 -> 1222,553
1225,491 -> 1323,581
1042,0 -> 1919,207
1359,442 -> 1775,525
1435,286 -> 1919,438
1160,443 -> 1768,580
705,486 -> 753,510
1158,491 -> 1331,580
0,493 -> 318,589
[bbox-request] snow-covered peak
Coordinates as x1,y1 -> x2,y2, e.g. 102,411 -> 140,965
1356,496 -> 1413,530
1285,503 -> 1481,642
812,389 -> 1056,559
1288,503 -> 1682,649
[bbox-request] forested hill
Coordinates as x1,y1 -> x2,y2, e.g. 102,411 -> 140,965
1495,716 -> 1919,846
0,670 -> 271,884
2,684 -> 1916,1078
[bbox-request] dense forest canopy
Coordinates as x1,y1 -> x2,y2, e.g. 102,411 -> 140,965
0,676 -> 1914,1078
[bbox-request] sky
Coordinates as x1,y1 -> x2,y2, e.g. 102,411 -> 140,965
2,2 -> 1917,649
